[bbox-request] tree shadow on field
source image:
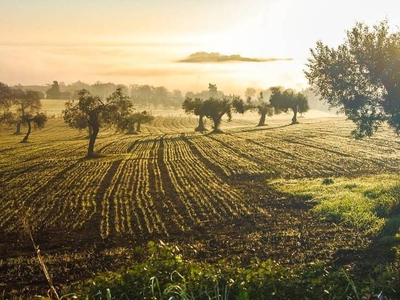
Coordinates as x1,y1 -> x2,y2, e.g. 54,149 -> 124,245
224,174 -> 368,266
232,174 -> 400,288
239,123 -> 292,133
203,128 -> 224,135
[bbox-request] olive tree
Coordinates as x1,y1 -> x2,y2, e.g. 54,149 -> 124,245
246,91 -> 274,126
182,97 -> 207,132
9,89 -> 47,142
135,111 -> 154,132
269,87 -> 309,124
305,20 -> 400,138
202,97 -> 232,133
118,111 -> 154,134
203,95 -> 245,133
63,87 -> 132,157
182,84 -> 244,133
0,84 -> 47,141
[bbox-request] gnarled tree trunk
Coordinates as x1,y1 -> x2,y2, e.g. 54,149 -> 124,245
195,115 -> 206,132
21,120 -> 31,143
211,117 -> 223,133
292,105 -> 298,124
14,121 -> 22,135
87,125 -> 99,157
86,126 -> 93,139
257,112 -> 267,126
127,122 -> 136,134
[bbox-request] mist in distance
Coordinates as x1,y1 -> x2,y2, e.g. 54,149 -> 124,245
0,44 -> 306,96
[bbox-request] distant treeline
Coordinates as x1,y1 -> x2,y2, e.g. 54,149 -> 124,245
13,81 -> 183,109
12,80 -> 333,112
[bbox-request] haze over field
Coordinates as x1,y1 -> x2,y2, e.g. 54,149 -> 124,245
1,0 -> 400,95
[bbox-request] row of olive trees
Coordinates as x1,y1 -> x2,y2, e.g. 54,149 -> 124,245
0,84 -> 153,156
0,82 -> 48,143
182,84 -> 309,133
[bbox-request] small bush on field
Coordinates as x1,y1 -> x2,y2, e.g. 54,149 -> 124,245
344,183 -> 358,190
322,178 -> 334,185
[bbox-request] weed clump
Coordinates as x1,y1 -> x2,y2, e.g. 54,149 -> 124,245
322,178 -> 334,185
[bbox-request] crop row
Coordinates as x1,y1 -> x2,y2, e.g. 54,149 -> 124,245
0,129 -> 249,239
161,135 -> 259,224
183,134 -> 265,177
144,116 -> 198,134
201,123 -> 400,178
0,160 -> 112,233
99,137 -> 172,239
97,135 -> 143,155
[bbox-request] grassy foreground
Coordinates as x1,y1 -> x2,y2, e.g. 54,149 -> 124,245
60,174 -> 400,300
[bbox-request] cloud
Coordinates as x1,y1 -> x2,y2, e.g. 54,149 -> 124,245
177,52 -> 293,63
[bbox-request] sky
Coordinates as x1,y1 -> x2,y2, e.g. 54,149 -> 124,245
1,0 -> 400,96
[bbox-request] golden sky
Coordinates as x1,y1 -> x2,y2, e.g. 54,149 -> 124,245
1,0 -> 399,95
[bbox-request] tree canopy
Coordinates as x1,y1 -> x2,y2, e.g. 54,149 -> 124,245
63,87 -> 133,157
305,20 -> 400,138
269,87 -> 309,124
118,111 -> 154,134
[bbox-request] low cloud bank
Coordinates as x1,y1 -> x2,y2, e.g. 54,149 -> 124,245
178,52 -> 293,63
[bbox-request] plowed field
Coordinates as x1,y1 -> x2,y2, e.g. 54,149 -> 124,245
1,114 -> 399,296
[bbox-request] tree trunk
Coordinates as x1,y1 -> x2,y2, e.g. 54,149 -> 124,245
136,122 -> 142,132
86,126 -> 93,139
195,115 -> 206,132
127,122 -> 136,134
87,125 -> 99,157
292,106 -> 298,124
257,112 -> 267,126
14,121 -> 22,135
211,118 -> 222,133
21,120 -> 31,143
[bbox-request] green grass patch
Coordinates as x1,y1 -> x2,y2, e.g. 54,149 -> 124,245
66,241 -> 400,299
270,174 -> 400,236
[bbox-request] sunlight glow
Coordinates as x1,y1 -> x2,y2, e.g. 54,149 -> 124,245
1,0 -> 400,94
